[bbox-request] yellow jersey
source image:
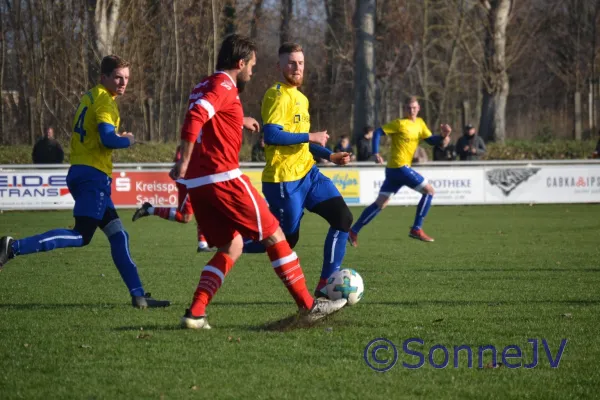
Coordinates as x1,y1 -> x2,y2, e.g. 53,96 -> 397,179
261,82 -> 314,183
381,117 -> 432,168
70,84 -> 121,176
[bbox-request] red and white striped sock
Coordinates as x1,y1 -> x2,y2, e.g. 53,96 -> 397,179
267,241 -> 314,310
151,207 -> 186,223
189,252 -> 234,317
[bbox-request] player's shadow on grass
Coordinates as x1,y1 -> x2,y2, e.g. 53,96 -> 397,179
411,268 -> 600,272
0,303 -> 120,310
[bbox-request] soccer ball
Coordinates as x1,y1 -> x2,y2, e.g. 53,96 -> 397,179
324,268 -> 364,305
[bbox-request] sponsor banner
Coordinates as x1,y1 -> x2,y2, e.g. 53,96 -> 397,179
359,167 -> 486,205
2,165 -> 599,210
110,171 -> 178,207
0,171 -> 74,210
320,169 -> 361,204
484,165 -> 600,203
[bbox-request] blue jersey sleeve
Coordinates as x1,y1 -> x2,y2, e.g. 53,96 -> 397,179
372,127 -> 384,154
309,144 -> 332,161
263,124 -> 309,145
424,135 -> 443,146
98,123 -> 130,149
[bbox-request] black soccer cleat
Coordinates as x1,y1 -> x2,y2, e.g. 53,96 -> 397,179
131,293 -> 171,309
0,236 -> 15,269
132,202 -> 153,222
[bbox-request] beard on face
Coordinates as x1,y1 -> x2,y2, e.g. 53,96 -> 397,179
236,70 -> 250,93
284,72 -> 303,87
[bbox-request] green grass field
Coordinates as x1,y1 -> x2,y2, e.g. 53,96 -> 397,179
0,204 -> 599,399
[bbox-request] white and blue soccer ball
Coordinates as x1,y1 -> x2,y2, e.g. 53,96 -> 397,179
325,268 -> 364,305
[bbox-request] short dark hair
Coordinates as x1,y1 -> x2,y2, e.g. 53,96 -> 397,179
216,34 -> 257,70
404,96 -> 419,107
363,126 -> 374,134
278,42 -> 303,55
340,135 -> 349,140
100,55 -> 131,76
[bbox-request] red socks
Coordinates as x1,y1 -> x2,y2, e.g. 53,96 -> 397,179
152,207 -> 186,223
189,252 -> 234,317
267,241 -> 314,310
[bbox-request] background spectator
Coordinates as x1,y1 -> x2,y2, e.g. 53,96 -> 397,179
592,129 -> 600,158
251,135 -> 266,162
412,146 -> 429,164
334,135 -> 353,154
433,136 -> 456,161
32,126 -> 64,164
456,124 -> 486,161
357,126 -> 374,161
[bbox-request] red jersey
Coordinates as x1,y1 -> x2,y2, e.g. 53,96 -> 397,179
180,72 -> 243,181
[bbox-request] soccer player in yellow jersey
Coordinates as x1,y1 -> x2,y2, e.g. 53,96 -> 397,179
0,56 -> 169,309
349,96 -> 452,244
243,42 -> 353,297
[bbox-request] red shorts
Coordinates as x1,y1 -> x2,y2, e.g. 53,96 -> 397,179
188,174 -> 279,248
177,182 -> 194,215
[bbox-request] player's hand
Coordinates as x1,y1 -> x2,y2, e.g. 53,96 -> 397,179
374,153 -> 385,164
243,117 -> 260,133
121,132 -> 135,146
309,131 -> 329,147
440,124 -> 452,137
330,152 -> 351,166
170,161 -> 187,180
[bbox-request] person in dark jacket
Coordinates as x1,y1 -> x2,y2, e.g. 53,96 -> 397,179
433,136 -> 455,161
251,135 -> 266,162
456,124 -> 486,161
356,126 -> 374,161
32,127 -> 64,164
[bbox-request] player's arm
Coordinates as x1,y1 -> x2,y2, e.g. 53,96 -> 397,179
423,123 -> 451,146
173,81 -> 228,179
96,100 -> 131,149
98,123 -> 131,149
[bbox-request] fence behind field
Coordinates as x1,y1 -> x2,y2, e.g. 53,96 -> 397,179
1,160 -> 600,210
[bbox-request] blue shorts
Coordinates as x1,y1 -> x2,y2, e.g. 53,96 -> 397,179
379,166 -> 427,197
263,165 -> 341,234
67,165 -> 114,220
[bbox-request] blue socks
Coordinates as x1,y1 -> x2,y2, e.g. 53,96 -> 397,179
350,202 -> 382,234
107,230 -> 144,297
321,228 -> 348,279
412,194 -> 433,230
12,229 -> 83,255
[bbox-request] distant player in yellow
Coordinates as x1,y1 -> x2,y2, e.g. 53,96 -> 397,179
349,96 -> 452,244
0,55 -> 169,309
243,42 -> 352,297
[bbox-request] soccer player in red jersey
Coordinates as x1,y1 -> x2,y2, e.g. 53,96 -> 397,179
171,34 -> 347,329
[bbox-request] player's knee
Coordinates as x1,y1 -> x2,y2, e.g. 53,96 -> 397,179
375,194 -> 390,209
423,184 -> 435,196
102,218 -> 126,239
218,234 -> 243,262
333,207 -> 353,232
286,230 -> 300,248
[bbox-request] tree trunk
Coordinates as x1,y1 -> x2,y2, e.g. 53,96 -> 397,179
353,0 -> 376,142
250,0 -> 264,40
478,0 -> 512,143
574,91 -> 582,140
280,0 -> 293,45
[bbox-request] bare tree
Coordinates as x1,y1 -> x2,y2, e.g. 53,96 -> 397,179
280,0 -> 293,45
478,0 -> 512,143
353,0 -> 376,141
